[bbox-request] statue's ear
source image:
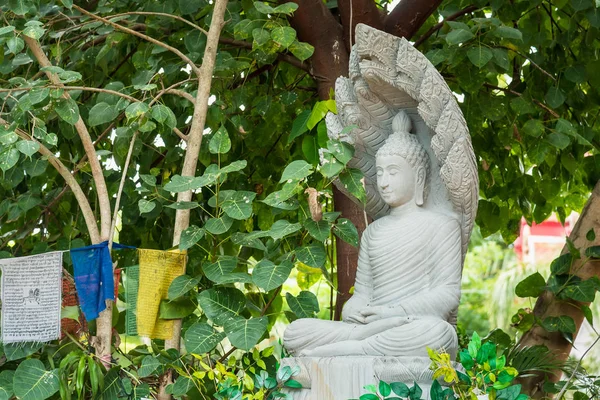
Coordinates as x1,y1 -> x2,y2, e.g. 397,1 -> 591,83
415,166 -> 425,206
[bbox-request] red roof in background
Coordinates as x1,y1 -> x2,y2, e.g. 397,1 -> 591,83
514,215 -> 574,262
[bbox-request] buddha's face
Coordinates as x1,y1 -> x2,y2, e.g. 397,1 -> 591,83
376,155 -> 416,208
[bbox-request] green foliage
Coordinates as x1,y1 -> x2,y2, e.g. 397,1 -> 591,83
357,380 -> 425,400
542,364 -> 600,400
185,322 -> 226,354
515,272 -> 546,298
505,345 -> 563,378
458,229 -> 520,336
57,352 -> 106,400
0,0 -> 356,393
428,331 -> 529,400
286,290 -> 320,318
13,359 -> 59,400
511,241 -> 600,344
176,347 -> 299,399
414,0 -> 600,241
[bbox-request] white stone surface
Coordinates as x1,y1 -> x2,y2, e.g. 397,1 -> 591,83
281,356 -> 439,400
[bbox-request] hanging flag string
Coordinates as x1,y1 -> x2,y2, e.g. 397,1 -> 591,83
0,242 -> 195,343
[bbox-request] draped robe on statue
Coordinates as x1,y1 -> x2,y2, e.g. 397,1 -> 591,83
284,209 -> 462,358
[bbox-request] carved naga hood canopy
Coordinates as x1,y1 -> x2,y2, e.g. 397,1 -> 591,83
325,23 -> 479,260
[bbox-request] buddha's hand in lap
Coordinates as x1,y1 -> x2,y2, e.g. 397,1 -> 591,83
359,305 -> 407,323
344,312 -> 368,324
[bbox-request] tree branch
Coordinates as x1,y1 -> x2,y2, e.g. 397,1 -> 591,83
518,181 -> 600,398
164,89 -> 196,105
229,63 -> 276,91
0,117 -> 100,243
484,83 -> 560,118
158,3 -> 230,396
0,85 -> 139,103
414,5 -> 478,47
496,45 -> 557,82
77,9 -> 211,49
150,78 -> 195,106
151,79 -> 197,141
163,0 -> 229,357
23,36 -> 112,241
72,5 -> 201,78
23,35 -> 115,367
81,23 -> 146,50
107,11 -> 208,36
384,0 -> 444,39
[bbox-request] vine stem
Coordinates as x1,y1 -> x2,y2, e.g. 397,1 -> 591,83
495,45 -> 557,82
106,11 -> 209,36
483,83 -> 560,118
108,131 -> 139,249
556,334 -> 600,399
414,5 -> 479,47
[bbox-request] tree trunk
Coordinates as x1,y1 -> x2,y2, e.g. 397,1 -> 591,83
157,1 -> 229,398
518,181 -> 600,398
333,190 -> 368,319
383,0 -> 444,38
288,0 -> 349,99
338,1 -> 384,52
289,0 -> 365,319
23,36 -> 114,366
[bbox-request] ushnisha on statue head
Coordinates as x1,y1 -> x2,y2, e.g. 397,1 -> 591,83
375,111 -> 430,209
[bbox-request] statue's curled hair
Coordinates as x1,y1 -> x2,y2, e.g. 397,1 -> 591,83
376,111 -> 430,185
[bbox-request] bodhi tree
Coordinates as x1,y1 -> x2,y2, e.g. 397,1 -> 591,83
1,0 -> 600,398
0,0 -> 355,398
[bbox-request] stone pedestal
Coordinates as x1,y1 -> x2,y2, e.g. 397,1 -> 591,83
280,356 -> 439,400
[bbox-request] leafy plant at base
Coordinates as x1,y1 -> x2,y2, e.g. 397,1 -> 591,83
57,350 -> 106,400
355,380 -> 425,400
169,346 -> 300,399
428,332 -> 529,400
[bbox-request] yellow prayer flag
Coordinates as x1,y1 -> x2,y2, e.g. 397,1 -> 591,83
137,249 -> 186,339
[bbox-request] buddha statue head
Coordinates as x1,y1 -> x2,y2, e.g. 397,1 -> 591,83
375,111 -> 430,208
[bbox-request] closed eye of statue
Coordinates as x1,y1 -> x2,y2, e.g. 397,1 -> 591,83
388,166 -> 401,175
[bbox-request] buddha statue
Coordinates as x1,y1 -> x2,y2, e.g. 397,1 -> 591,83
284,111 -> 462,359
280,24 -> 478,399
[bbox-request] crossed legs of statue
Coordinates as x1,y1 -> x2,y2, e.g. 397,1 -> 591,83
284,316 -> 457,358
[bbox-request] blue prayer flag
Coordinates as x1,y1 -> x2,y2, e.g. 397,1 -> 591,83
71,241 -> 134,321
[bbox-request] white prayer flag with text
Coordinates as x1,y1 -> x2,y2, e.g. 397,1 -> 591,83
0,252 -> 62,343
